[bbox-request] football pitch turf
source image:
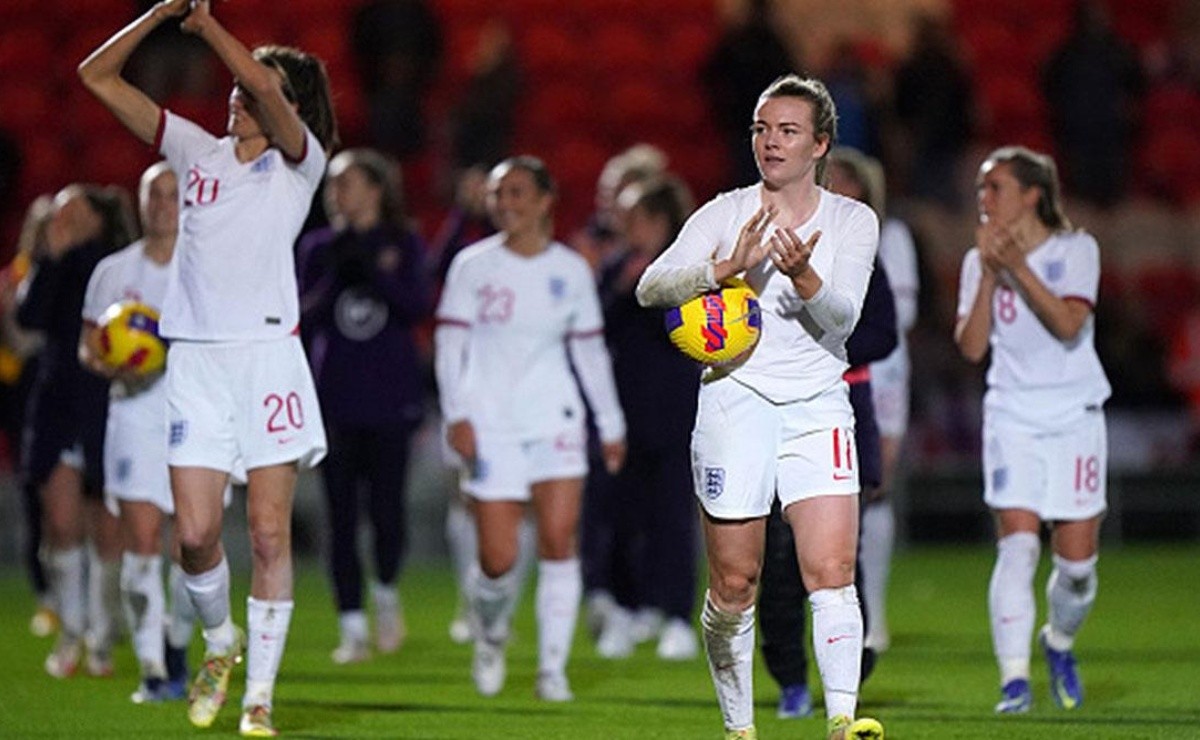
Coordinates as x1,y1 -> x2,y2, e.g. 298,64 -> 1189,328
0,543 -> 1196,739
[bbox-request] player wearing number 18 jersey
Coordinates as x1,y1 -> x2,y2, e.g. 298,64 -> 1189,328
956,146 -> 1110,716
79,0 -> 339,734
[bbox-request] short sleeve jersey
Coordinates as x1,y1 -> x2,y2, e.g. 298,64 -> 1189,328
81,240 -> 171,407
436,236 -> 605,439
651,185 -> 878,403
155,111 -> 326,341
956,230 -> 1111,429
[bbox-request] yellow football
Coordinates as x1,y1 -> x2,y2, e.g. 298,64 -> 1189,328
97,300 -> 166,376
664,278 -> 762,366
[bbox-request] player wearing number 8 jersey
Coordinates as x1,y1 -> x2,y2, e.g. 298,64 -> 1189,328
955,146 -> 1111,716
79,0 -> 338,734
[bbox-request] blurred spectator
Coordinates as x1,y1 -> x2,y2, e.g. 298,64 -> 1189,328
297,149 -> 433,664
18,184 -> 137,679
570,144 -> 668,274
823,39 -> 881,158
1042,0 -> 1145,207
2,197 -> 50,636
352,0 -> 444,160
584,175 -> 700,662
430,165 -> 494,284
702,0 -> 799,188
449,21 -> 521,173
893,13 -> 974,207
1168,307 -> 1200,451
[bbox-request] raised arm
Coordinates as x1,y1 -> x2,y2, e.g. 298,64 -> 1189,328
77,0 -> 191,144
181,0 -> 308,159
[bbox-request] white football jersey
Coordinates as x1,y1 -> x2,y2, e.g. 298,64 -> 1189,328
640,185 -> 878,403
957,230 -> 1111,430
870,217 -> 919,401
156,111 -> 325,341
436,236 -> 615,439
82,239 -> 172,409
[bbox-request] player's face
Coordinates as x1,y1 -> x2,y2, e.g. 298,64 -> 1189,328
141,171 -> 179,239
752,96 -> 829,189
50,188 -> 101,245
976,161 -> 1038,227
623,204 -> 669,256
227,84 -> 266,140
487,169 -> 551,238
825,161 -> 867,203
327,165 -> 381,226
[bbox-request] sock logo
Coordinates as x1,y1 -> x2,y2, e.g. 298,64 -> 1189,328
826,633 -> 855,645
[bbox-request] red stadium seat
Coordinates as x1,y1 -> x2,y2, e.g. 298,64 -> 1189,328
0,81 -> 52,136
587,22 -> 656,77
520,22 -> 582,77
0,26 -> 55,77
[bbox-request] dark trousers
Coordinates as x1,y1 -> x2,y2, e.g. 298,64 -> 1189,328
582,440 -> 697,620
321,422 -> 417,612
21,477 -> 46,596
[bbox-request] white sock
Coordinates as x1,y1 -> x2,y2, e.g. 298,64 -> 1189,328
701,592 -> 756,732
1044,553 -> 1097,650
810,585 -> 863,720
535,558 -> 581,677
989,532 -> 1040,684
371,580 -> 399,614
469,563 -> 518,643
47,546 -> 87,640
185,557 -> 235,654
513,517 -> 538,606
166,563 -> 197,650
244,597 -> 293,710
445,501 -> 477,595
339,609 -> 368,644
859,499 -> 894,645
86,547 -> 121,652
121,552 -> 166,678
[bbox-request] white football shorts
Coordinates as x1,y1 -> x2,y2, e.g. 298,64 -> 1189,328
456,424 -> 587,502
983,406 -> 1108,521
691,376 -> 858,520
166,336 -> 326,475
104,383 -> 173,514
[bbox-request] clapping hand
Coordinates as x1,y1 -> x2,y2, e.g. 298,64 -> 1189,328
768,227 -> 821,279
715,206 -> 776,282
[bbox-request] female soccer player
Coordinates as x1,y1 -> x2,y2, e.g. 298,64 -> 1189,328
79,0 -> 338,734
18,184 -> 135,680
636,74 -> 883,740
297,148 -> 432,664
80,162 -> 203,704
956,146 -> 1110,714
435,156 -> 626,702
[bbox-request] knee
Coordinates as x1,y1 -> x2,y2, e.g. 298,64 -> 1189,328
479,550 -> 517,579
803,555 -> 855,592
248,520 -> 290,565
537,530 -> 575,562
709,568 -> 759,611
175,518 -> 221,563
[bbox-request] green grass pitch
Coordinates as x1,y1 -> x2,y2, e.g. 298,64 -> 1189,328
0,544 -> 1196,738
